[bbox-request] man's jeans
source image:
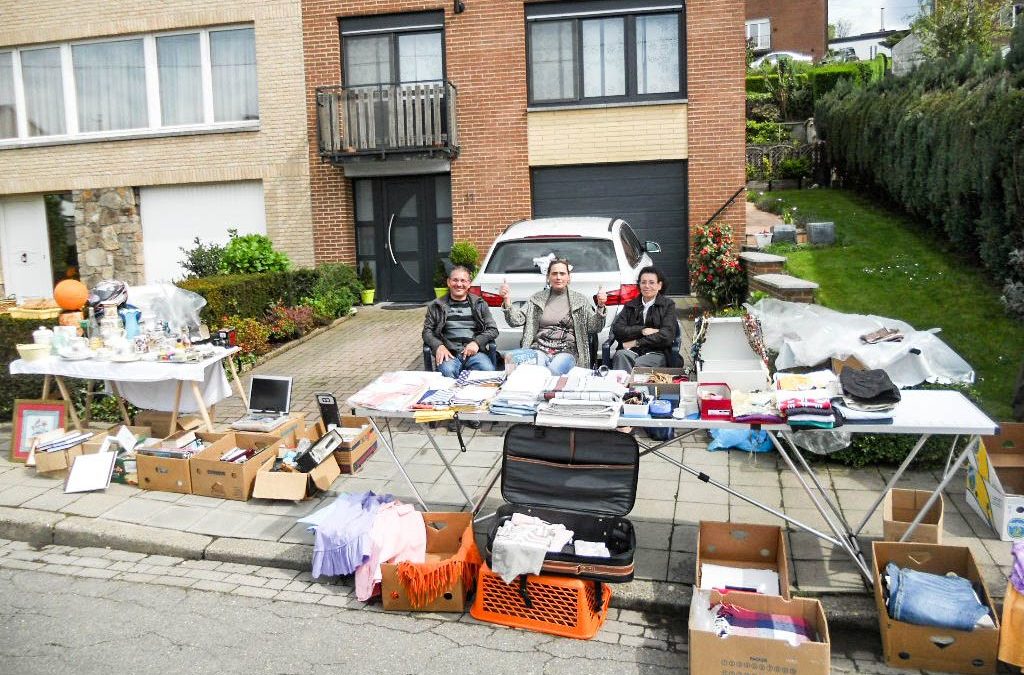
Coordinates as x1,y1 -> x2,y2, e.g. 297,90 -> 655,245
885,562 -> 989,630
505,348 -> 575,375
438,352 -> 495,379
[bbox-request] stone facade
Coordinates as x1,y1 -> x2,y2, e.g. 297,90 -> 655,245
74,188 -> 144,288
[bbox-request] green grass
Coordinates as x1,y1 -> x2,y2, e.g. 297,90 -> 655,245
755,188 -> 1023,421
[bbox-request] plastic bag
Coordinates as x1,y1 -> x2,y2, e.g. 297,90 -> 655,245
127,284 -> 207,334
707,429 -> 773,453
789,429 -> 852,455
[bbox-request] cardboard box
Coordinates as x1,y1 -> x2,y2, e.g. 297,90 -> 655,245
629,367 -> 688,400
882,488 -> 944,544
380,512 -> 474,612
80,426 -> 154,487
190,432 -> 282,501
307,416 -> 378,474
965,423 -> 1024,541
872,541 -> 1000,673
230,412 -> 306,449
134,410 -> 201,438
697,520 -> 792,599
34,433 -> 104,475
137,452 -> 192,494
689,590 -> 830,675
696,317 -> 771,391
251,450 -> 340,501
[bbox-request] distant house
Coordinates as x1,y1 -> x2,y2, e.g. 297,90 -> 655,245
745,0 -> 828,61
829,30 -> 899,61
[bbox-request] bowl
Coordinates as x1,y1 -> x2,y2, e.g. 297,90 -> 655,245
16,343 -> 51,362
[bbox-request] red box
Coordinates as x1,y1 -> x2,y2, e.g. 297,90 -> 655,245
698,383 -> 732,421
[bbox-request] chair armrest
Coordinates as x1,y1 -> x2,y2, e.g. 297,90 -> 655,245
601,335 -> 615,367
422,344 -> 435,371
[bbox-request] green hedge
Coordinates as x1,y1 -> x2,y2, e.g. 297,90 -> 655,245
1,315 -> 59,419
178,269 -> 320,326
816,28 -> 1024,281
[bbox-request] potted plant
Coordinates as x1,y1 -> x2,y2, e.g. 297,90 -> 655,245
433,259 -> 449,298
448,241 -> 480,276
358,263 -> 375,305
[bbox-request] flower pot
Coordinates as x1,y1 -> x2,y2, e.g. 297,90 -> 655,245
754,232 -> 773,249
360,289 -> 375,305
434,287 -> 448,299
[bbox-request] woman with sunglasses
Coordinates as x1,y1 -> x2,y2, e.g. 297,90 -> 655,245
499,258 -> 607,374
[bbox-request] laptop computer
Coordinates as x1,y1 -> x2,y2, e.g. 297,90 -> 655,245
230,375 -> 293,432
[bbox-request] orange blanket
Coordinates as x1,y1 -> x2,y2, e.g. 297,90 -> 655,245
1000,582 -> 1024,668
395,525 -> 482,609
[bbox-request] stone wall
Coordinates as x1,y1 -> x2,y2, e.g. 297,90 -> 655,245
74,187 -> 144,288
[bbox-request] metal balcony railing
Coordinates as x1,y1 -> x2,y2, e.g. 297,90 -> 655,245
316,80 -> 458,162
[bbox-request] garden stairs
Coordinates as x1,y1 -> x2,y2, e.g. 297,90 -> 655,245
739,203 -> 818,303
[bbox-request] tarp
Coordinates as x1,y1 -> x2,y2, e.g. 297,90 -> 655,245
746,299 -> 974,387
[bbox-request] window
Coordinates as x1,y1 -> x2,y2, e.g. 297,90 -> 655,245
484,239 -> 619,274
527,1 -> 684,106
0,24 -> 257,146
746,19 -> 771,52
341,11 -> 444,86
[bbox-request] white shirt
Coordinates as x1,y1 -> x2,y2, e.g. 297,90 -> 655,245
641,297 -> 656,323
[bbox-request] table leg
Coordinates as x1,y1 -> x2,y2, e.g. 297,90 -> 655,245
83,380 -> 95,425
780,431 -> 851,531
899,436 -> 979,542
369,417 -> 428,511
41,374 -> 52,400
107,381 -> 132,425
854,434 -> 931,536
226,356 -> 248,408
424,428 -> 475,510
191,381 -> 215,432
53,376 -> 82,430
169,381 -> 183,436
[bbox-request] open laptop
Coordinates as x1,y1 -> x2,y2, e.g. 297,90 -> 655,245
230,375 -> 293,432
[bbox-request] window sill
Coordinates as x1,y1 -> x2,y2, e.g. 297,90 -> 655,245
526,98 -> 687,113
0,121 -> 260,151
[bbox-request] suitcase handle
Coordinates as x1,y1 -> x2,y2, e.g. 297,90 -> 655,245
517,576 -> 533,608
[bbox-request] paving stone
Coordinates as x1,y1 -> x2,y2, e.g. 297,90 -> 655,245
144,555 -> 184,567
602,620 -> 644,636
74,567 -> 119,579
103,549 -> 148,562
151,575 -> 195,588
254,566 -> 299,580
275,590 -> 322,604
75,556 -> 113,569
183,568 -> 229,582
192,580 -> 239,593
118,572 -> 157,584
97,499 -> 169,525
0,558 -> 43,570
179,559 -> 222,570
262,578 -> 291,590
317,595 -> 351,608
283,580 -> 310,593
232,585 -> 278,599
223,573 -> 266,587
107,561 -> 134,572
40,563 -> 83,576
21,491 -> 83,512
217,562 -> 260,574
0,485 -> 51,507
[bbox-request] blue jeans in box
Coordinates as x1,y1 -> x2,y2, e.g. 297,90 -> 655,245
885,562 -> 989,631
438,352 -> 496,379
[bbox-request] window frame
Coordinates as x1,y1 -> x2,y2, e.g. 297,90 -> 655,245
340,12 -> 446,87
0,23 -> 258,150
745,18 -> 771,52
526,3 -> 685,107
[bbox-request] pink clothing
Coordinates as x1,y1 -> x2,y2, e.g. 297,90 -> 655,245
355,502 -> 426,601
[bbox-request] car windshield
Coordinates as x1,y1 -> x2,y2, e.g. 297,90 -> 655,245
484,238 -> 618,274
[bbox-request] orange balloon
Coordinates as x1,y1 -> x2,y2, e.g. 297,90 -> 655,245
53,279 -> 89,311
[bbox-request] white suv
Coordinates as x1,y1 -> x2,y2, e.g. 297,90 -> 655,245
469,217 -> 661,353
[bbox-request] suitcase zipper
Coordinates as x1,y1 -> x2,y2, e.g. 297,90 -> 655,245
543,560 -> 634,576
569,430 -> 576,464
507,456 -> 635,471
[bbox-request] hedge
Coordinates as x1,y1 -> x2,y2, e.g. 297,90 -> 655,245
177,269 -> 320,326
0,315 -> 58,419
816,26 -> 1024,281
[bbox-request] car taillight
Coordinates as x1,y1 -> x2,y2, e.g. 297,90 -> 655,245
469,286 -> 505,307
601,284 -> 640,306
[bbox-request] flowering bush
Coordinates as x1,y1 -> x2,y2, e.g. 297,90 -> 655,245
690,224 -> 746,309
222,315 -> 271,357
266,304 -> 317,341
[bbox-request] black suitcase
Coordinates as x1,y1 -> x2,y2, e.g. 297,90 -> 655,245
485,424 -> 639,583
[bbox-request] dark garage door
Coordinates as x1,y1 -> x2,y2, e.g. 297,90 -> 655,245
531,162 -> 689,293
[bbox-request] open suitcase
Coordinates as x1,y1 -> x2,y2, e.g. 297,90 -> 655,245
484,424 -> 639,583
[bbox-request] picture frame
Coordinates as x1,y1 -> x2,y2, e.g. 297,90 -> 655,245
10,399 -> 70,463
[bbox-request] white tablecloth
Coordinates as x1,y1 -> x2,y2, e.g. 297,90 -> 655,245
9,347 -> 238,413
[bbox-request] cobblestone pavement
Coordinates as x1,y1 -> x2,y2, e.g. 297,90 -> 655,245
0,539 -> 942,674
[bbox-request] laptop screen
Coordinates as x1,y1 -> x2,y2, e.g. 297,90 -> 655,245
248,376 -> 292,414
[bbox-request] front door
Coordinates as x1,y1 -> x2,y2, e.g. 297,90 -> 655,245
0,196 -> 52,299
354,174 -> 452,303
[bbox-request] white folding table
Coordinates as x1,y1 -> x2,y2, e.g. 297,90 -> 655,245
10,347 -> 247,432
356,388 -> 999,586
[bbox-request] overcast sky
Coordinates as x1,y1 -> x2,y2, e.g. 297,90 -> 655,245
829,0 -> 923,35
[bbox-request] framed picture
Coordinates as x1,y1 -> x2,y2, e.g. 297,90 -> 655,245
10,399 -> 69,463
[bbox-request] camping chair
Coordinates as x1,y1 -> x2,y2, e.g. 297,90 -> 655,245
601,320 -> 685,369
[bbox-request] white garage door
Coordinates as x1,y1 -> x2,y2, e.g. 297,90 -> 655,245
139,182 -> 266,283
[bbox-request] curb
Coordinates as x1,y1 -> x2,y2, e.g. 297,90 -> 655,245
0,507 -> 886,628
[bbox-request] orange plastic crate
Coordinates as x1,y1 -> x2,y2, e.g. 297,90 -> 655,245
469,563 -> 612,639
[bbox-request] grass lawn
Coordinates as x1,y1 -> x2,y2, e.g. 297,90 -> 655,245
755,188 -> 1023,421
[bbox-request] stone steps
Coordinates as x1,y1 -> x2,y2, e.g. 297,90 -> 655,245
738,251 -> 818,303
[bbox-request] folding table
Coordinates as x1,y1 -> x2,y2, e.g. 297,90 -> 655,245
9,346 -> 246,432
355,387 -> 998,586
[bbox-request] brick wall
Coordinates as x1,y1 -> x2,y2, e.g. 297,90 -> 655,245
527,105 -> 688,166
687,0 -> 747,254
0,0 -> 315,268
746,0 -> 827,60
303,0 -> 532,265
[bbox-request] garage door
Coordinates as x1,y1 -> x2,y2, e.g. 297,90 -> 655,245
531,162 -> 689,293
139,182 -> 266,282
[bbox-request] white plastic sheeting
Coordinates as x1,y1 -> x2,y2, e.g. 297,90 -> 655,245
746,299 -> 974,387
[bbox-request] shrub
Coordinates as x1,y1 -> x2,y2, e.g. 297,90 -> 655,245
777,157 -> 812,179
1002,248 -> 1024,320
689,224 -> 746,309
0,315 -> 59,418
219,230 -> 291,274
746,120 -> 789,145
225,315 -> 271,357
449,241 -> 480,274
178,237 -> 225,278
314,263 -> 362,299
177,270 -> 321,326
304,287 -> 355,321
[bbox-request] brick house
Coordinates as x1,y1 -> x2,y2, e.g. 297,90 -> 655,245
304,0 -> 746,301
745,0 -> 827,61
0,0 -> 314,297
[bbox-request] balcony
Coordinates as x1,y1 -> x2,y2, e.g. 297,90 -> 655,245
316,81 -> 459,164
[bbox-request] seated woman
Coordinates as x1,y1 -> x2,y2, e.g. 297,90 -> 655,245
610,266 -> 677,372
500,258 -> 607,374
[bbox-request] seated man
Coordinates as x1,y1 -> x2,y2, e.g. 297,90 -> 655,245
423,265 -> 499,379
610,266 -> 677,371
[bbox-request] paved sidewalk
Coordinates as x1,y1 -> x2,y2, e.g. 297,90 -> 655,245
0,304 -> 1015,629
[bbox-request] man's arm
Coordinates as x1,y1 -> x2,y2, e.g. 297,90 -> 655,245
472,298 -> 499,347
422,303 -> 444,352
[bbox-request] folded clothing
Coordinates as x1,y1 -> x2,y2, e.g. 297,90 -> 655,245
492,513 -> 574,583
885,562 -> 992,631
712,602 -> 815,646
574,540 -> 611,558
840,367 -> 901,406
1013,542 -> 1024,594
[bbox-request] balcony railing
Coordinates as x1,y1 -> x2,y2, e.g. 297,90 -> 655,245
316,80 -> 458,162
747,33 -> 771,53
